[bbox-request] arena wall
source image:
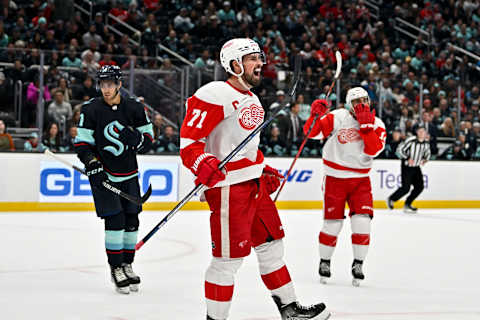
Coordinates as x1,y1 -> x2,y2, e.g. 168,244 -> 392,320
0,153 -> 478,211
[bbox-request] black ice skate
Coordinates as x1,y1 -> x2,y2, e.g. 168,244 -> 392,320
273,295 -> 331,320
122,263 -> 140,292
206,315 -> 224,320
403,204 -> 418,213
110,265 -> 130,294
318,259 -> 331,284
351,259 -> 365,287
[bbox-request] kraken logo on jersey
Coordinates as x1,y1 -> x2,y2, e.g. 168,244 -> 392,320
103,121 -> 125,156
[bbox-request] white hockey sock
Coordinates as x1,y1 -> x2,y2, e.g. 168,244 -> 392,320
351,214 -> 371,261
205,257 -> 243,320
255,240 -> 296,305
319,219 -> 343,260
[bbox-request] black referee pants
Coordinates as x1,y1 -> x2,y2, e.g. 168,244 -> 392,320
389,162 -> 424,206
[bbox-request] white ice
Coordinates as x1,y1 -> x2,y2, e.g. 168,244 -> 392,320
2,209 -> 480,320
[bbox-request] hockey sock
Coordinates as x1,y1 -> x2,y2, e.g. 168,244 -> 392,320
255,239 -> 296,305
124,214 -> 139,264
351,214 -> 371,261
205,257 -> 243,320
319,219 -> 343,260
105,230 -> 124,267
104,213 -> 126,267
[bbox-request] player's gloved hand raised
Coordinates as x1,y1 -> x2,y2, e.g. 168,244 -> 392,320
119,126 -> 142,148
310,99 -> 329,118
85,159 -> 108,189
195,156 -> 226,187
262,165 -> 284,194
354,103 -> 375,133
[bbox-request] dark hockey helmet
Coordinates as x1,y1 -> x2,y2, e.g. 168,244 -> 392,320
96,65 -> 122,82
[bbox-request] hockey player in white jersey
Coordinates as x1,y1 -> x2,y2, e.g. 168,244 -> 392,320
180,38 -> 330,320
304,87 -> 386,286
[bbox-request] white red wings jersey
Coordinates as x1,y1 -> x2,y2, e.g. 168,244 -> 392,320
306,108 -> 386,178
180,81 -> 265,188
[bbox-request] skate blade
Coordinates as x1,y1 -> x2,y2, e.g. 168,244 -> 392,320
115,286 -> 130,294
320,277 -> 328,284
352,278 -> 362,287
129,284 -> 139,292
312,309 -> 331,320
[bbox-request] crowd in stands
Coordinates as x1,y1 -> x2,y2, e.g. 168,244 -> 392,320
0,0 -> 480,160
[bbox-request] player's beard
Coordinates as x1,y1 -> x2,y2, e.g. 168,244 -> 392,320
243,71 -> 261,87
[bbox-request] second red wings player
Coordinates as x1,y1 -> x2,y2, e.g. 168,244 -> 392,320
304,87 -> 386,287
180,38 -> 330,320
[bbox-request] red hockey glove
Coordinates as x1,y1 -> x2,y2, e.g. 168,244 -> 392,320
310,99 -> 329,118
354,103 -> 375,133
262,165 -> 284,194
195,156 -> 226,187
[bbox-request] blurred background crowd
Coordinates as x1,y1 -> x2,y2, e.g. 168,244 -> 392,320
0,0 -> 480,161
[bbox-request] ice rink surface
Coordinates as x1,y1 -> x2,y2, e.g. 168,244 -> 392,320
2,208 -> 480,320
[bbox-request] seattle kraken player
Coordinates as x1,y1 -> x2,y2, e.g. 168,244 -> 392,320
74,65 -> 153,294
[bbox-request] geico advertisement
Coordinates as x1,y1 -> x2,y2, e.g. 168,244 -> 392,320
39,161 -> 178,202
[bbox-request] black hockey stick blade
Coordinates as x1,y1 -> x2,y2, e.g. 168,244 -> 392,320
141,184 -> 153,203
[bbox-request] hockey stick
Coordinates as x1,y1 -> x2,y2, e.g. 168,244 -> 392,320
273,51 -> 342,202
44,149 -> 152,205
135,55 -> 303,251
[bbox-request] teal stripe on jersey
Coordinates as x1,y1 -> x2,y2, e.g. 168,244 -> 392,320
106,172 -> 138,183
105,230 -> 124,250
123,231 -> 138,250
75,128 -> 95,145
136,123 -> 154,137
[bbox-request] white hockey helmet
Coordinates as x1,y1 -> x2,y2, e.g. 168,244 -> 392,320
345,87 -> 370,112
220,38 -> 265,77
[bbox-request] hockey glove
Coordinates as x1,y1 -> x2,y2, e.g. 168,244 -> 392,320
195,156 -> 226,188
119,126 -> 142,148
85,159 -> 108,189
354,103 -> 375,133
310,99 -> 329,118
262,165 -> 284,194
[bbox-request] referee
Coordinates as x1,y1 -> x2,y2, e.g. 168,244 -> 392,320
387,125 -> 431,213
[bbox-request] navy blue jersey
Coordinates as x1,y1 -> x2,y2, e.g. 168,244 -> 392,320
75,96 -> 153,182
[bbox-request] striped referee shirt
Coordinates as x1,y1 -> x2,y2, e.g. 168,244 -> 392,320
396,136 -> 431,167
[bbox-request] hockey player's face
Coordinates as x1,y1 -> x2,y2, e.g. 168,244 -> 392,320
242,53 -> 263,87
351,97 -> 369,109
100,80 -> 120,98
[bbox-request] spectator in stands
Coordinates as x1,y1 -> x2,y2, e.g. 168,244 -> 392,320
24,132 -> 42,152
83,23 -> 103,48
236,5 -> 252,24
217,1 -> 235,23
48,90 -> 73,126
61,126 -> 77,152
269,90 -> 287,116
439,117 -> 456,137
0,119 -> 14,151
79,75 -> 98,101
439,140 -> 470,160
42,122 -> 62,152
174,8 -> 194,33
99,53 -> 117,67
152,113 -> 166,140
154,125 -> 179,153
25,77 -> 52,127
264,125 -> 287,156
53,78 -> 73,103
194,49 -> 212,69
81,51 -> 100,74
277,103 -> 304,155
62,47 -> 82,68
419,111 -> 438,155
0,71 -> 13,112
